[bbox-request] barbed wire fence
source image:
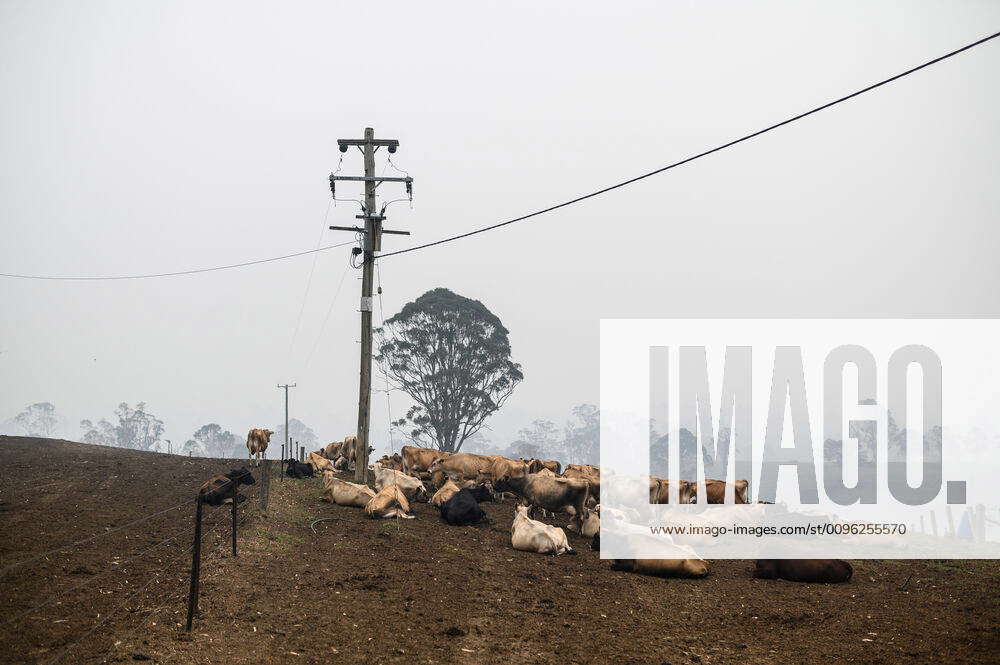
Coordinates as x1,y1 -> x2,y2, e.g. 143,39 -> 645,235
1,459 -> 276,664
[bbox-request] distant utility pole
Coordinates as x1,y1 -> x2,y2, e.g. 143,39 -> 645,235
329,127 -> 413,483
277,383 -> 296,460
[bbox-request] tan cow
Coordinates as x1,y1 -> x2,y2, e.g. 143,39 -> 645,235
428,452 -> 498,482
431,478 -> 461,508
611,558 -> 709,578
308,451 -> 335,473
495,473 -> 591,532
510,505 -> 575,555
246,428 -> 274,465
322,473 -> 375,507
373,463 -> 428,503
488,457 -> 529,483
376,453 -> 404,471
321,435 -> 372,471
649,477 -> 697,504
365,484 -> 415,519
526,459 -> 562,475
400,445 -> 450,477
563,464 -> 600,503
567,506 -> 600,538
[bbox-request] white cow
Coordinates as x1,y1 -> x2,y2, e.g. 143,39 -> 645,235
373,463 -> 428,503
510,505 -> 575,556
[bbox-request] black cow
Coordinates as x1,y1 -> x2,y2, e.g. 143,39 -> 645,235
284,458 -> 314,479
439,488 -> 487,526
753,559 -> 853,584
199,467 -> 256,506
464,482 -> 495,503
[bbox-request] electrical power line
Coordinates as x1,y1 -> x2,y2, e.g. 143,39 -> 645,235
0,241 -> 356,281
2,30 -> 996,278
377,29 -> 1000,259
299,263 -> 351,372
286,200 -> 335,360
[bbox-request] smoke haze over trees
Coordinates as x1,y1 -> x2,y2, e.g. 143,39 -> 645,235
11,402 -> 58,438
273,418 -> 319,455
79,402 -> 165,451
182,423 -> 241,458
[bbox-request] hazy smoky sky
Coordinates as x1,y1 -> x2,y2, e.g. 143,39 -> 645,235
2,1 -> 998,453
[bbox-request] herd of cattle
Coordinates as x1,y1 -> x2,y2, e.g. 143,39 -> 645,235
240,429 -> 853,584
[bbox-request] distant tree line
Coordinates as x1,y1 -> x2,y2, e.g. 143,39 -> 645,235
453,403 -> 600,466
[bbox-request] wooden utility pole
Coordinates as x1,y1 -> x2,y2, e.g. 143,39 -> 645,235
277,383 -> 296,461
328,128 -> 413,483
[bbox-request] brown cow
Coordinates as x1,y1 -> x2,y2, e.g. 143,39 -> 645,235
495,473 -> 591,532
376,453 -> 404,471
400,445 -> 450,476
526,459 -> 561,475
563,464 -> 600,503
246,429 -> 274,465
753,559 -> 852,583
649,477 -> 696,504
487,457 -> 529,483
365,484 -> 415,519
200,467 -> 256,506
611,558 -> 709,578
428,453 -> 498,482
322,435 -> 372,471
691,479 -> 750,504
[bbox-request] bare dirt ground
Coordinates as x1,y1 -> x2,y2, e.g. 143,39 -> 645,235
1,436 -> 998,665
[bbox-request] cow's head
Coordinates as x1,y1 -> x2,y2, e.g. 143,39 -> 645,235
226,466 -> 256,485
262,429 -> 274,440
678,480 -> 696,504
735,479 -> 750,504
467,482 -> 495,503
427,459 -> 444,474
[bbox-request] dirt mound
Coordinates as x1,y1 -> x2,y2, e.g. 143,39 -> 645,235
2,436 -> 998,664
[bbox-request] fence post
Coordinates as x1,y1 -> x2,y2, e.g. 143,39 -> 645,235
185,496 -> 204,631
231,479 -> 239,557
280,445 -> 285,480
260,459 -> 271,511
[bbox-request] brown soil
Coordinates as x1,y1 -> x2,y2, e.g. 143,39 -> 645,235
1,436 -> 998,665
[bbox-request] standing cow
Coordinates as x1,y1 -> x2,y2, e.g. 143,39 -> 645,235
246,428 -> 274,466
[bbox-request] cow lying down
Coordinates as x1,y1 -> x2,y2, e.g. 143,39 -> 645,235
432,478 -> 495,508
322,473 -> 375,508
611,558 -> 710,579
307,451 -> 334,473
285,459 -> 314,479
510,505 -> 576,556
439,488 -> 489,526
373,463 -> 428,503
199,467 -> 256,506
753,559 -> 853,584
365,484 -> 415,519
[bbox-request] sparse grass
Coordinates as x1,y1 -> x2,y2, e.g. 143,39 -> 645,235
925,560 -> 970,574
